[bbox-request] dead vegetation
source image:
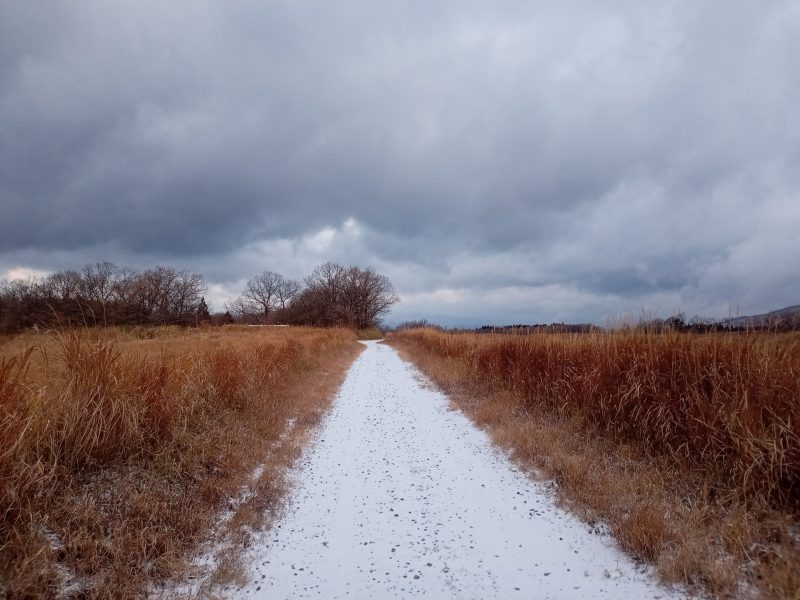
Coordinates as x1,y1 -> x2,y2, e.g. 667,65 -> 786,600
0,325 -> 360,599
388,328 -> 800,598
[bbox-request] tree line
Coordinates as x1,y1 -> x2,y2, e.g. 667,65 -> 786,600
226,262 -> 398,329
0,261 -> 398,333
0,262 -> 208,333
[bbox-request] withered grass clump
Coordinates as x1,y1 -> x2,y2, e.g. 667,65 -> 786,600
390,328 -> 800,598
1,325 -> 358,599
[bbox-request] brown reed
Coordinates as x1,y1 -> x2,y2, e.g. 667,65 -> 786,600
1,326 -> 357,599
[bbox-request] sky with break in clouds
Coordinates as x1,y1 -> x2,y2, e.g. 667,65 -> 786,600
1,1 -> 799,326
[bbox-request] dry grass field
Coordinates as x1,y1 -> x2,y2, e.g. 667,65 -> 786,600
0,325 -> 361,599
389,328 -> 800,598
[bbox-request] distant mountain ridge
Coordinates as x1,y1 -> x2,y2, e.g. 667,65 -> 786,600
387,304 -> 800,332
722,304 -> 800,328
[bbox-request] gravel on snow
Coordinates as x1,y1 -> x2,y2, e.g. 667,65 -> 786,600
230,341 -> 680,599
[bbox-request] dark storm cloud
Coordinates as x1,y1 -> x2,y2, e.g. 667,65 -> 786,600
1,1 -> 799,322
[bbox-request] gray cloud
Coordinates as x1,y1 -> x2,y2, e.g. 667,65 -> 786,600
1,1 -> 799,323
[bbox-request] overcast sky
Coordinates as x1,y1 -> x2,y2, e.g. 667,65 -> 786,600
1,1 -> 798,326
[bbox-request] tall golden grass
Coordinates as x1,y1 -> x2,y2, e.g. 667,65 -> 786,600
395,328 -> 800,503
390,328 -> 800,597
0,325 -> 358,599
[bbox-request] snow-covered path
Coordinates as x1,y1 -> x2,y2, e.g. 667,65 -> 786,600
231,341 -> 678,599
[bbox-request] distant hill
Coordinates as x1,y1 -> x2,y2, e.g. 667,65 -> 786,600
722,304 -> 800,329
387,305 -> 800,332
386,313 -> 486,329
476,323 -> 602,334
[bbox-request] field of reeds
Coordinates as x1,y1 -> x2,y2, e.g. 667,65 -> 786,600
389,328 -> 800,598
1,325 -> 360,599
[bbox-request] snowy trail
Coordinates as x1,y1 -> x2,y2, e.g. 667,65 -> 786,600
231,341 -> 678,599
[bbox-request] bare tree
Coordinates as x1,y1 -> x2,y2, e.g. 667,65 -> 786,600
303,262 -> 349,325
290,263 -> 398,328
225,295 -> 260,323
44,270 -> 82,300
275,276 -> 301,310
80,262 -> 118,304
129,266 -> 206,323
170,271 -> 206,317
341,266 -> 398,328
79,262 -> 120,323
240,271 -> 285,322
109,267 -> 139,303
305,262 -> 346,300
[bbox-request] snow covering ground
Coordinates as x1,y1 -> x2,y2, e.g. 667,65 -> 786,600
229,341 -> 680,599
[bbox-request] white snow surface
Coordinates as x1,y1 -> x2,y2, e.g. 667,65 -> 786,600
230,341 -> 680,599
